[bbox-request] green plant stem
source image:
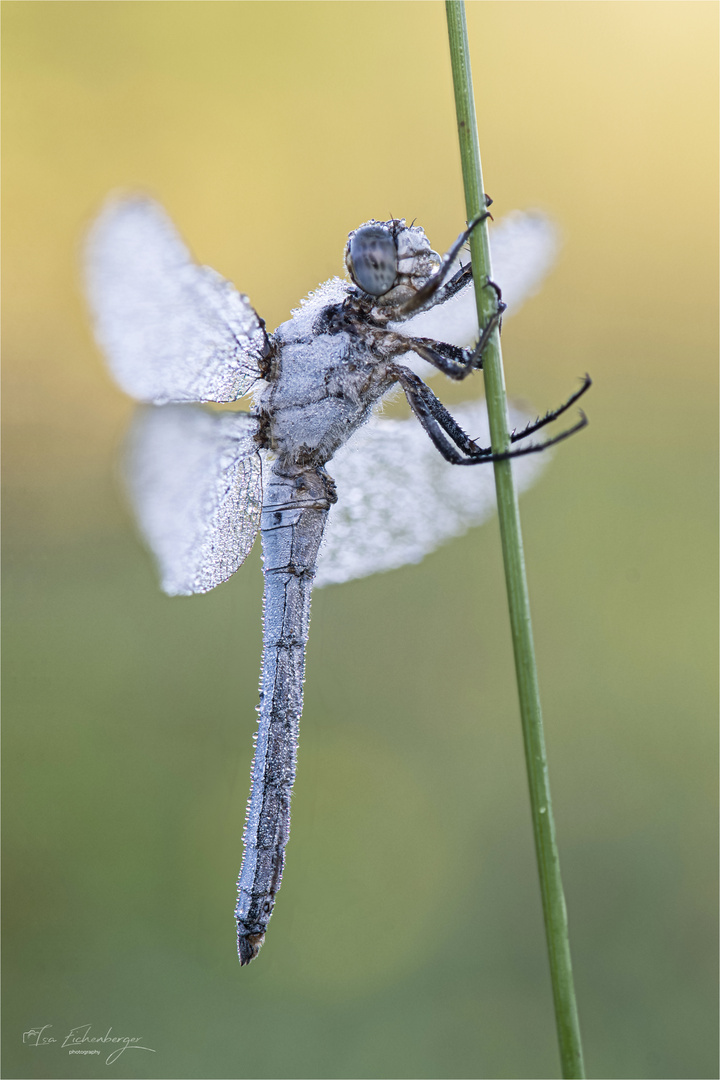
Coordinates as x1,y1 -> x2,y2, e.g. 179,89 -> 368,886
444,4 -> 586,1077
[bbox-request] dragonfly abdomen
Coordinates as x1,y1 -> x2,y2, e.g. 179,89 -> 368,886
235,465 -> 333,964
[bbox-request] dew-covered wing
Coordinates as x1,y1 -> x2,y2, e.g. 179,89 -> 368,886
126,406 -> 262,595
314,401 -> 547,588
394,211 -> 558,352
86,196 -> 268,404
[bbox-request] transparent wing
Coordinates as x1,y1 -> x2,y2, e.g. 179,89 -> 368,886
126,406 -> 262,595
393,211 -> 558,355
492,211 -> 559,310
85,196 -> 268,404
315,401 -> 547,588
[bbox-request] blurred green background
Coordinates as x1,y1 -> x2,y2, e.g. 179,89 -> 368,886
3,3 -> 717,1078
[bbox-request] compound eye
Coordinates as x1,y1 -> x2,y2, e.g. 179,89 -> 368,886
348,225 -> 397,297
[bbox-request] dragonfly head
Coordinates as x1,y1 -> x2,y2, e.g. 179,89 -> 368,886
345,219 -> 440,305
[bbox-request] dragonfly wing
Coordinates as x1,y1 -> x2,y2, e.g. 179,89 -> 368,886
393,211 -> 558,356
126,406 -> 262,595
85,196 -> 269,404
491,211 -> 559,311
314,400 -> 547,588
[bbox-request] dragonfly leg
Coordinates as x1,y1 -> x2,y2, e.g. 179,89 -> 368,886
508,375 -> 592,442
391,364 -> 494,463
466,288 -> 506,366
399,291 -> 506,381
399,337 -> 486,379
393,210 -> 491,317
392,364 -> 589,465
410,258 -> 499,311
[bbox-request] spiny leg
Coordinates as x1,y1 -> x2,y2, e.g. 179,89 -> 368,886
425,254 -> 505,313
426,258 -> 472,306
467,286 -> 506,365
452,277 -> 507,375
399,337 -> 485,380
391,364 -> 488,461
509,375 -> 592,442
391,363 -> 589,466
393,210 -> 491,317
386,281 -> 506,381
485,412 -> 589,463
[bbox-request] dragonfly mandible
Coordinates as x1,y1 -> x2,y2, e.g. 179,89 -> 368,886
85,196 -> 590,964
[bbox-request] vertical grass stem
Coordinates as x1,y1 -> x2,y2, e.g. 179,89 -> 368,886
444,4 -> 586,1077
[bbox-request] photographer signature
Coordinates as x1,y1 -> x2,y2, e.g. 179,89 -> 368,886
23,1024 -> 155,1065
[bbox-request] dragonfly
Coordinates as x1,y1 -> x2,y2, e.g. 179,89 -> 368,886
85,195 -> 590,965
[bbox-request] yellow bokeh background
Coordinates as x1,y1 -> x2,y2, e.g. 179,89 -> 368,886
4,3 -> 717,1079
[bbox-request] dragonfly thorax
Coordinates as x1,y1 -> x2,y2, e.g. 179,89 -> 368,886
257,319 -> 396,471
